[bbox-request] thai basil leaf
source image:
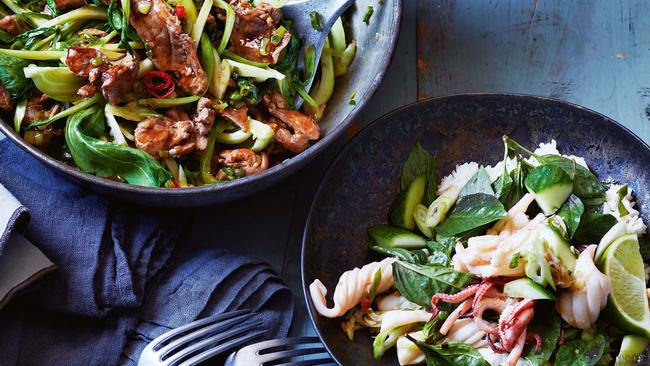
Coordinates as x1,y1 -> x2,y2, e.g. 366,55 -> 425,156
0,54 -> 35,100
425,236 -> 454,266
557,194 -> 584,239
540,155 -> 606,201
458,166 -> 493,199
412,339 -> 489,366
370,245 -> 427,264
435,193 -> 507,237
392,261 -> 477,307
503,161 -> 530,210
493,170 -> 513,206
401,142 -> 437,205
421,310 -> 449,342
554,334 -> 606,366
523,303 -> 560,366
65,107 -> 172,187
573,212 -> 617,244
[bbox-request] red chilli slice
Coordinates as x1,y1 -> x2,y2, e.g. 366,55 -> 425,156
175,5 -> 185,18
143,71 -> 175,99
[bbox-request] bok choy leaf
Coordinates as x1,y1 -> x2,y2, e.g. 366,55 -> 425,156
65,106 -> 171,187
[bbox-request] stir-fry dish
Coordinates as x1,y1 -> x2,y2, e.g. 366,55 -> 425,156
309,137 -> 650,366
0,0 -> 356,187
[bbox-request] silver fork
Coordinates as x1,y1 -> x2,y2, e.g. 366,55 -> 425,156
137,310 -> 266,366
224,336 -> 336,366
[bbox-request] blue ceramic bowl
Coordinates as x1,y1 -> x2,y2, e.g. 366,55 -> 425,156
302,94 -> 650,365
0,0 -> 401,207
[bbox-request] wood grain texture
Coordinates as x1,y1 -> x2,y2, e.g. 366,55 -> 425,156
417,0 -> 650,142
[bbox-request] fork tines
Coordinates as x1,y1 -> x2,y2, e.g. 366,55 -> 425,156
228,336 -> 335,366
140,309 -> 266,366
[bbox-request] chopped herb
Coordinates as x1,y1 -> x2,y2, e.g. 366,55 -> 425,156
363,6 -> 374,25
349,91 -> 357,105
271,25 -> 286,45
509,252 -> 522,268
309,11 -> 322,31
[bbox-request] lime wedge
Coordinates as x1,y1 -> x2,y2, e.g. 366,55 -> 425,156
599,234 -> 650,337
615,334 -> 650,366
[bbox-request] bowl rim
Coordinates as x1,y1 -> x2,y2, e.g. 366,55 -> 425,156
0,0 -> 403,198
300,92 -> 650,365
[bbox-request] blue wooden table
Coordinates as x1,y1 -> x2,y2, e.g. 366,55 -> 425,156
4,0 -> 649,342
214,0 -> 650,338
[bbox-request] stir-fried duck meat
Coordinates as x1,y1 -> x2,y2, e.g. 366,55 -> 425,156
135,97 -> 215,157
22,93 -> 61,124
229,0 -> 291,64
216,148 -> 268,179
65,47 -> 139,104
0,83 -> 13,111
219,107 -> 249,131
130,0 -> 208,95
0,15 -> 29,36
100,54 -> 139,105
54,0 -> 86,10
262,90 -> 319,153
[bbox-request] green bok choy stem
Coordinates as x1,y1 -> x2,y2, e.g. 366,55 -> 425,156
27,94 -> 102,129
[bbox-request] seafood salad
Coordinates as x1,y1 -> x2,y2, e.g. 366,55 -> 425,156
0,0 -> 356,187
309,136 -> 650,365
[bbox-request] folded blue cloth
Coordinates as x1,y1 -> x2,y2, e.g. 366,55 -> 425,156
0,139 -> 294,365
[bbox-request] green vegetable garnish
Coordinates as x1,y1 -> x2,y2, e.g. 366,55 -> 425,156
363,6 -> 374,25
309,11 -> 321,31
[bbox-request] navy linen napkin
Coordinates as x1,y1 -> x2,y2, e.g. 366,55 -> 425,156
0,138 -> 293,365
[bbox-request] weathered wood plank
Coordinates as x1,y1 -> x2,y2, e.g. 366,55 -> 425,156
417,0 -> 650,142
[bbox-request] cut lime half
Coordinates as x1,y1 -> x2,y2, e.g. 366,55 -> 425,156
600,234 -> 650,337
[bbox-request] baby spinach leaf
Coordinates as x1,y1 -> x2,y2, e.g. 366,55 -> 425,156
458,166 -> 493,199
401,143 -> 437,205
557,194 -> 584,239
392,261 -> 477,307
412,339 -> 489,366
65,107 -> 172,187
370,246 -> 427,264
541,155 -> 606,201
554,334 -> 606,366
435,193 -> 507,237
523,303 -> 561,366
573,212 -> 617,244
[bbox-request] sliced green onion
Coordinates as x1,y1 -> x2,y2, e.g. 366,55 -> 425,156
200,125 -> 219,184
271,25 -> 286,45
40,6 -> 107,28
136,0 -> 151,14
199,33 -> 215,92
137,58 -> 155,78
192,0 -> 212,48
373,325 -> 412,358
309,11 -> 321,31
13,99 -> 27,132
224,59 -> 285,82
138,96 -> 201,109
106,103 -> 160,121
0,48 -> 65,60
250,118 -> 274,152
210,50 -> 231,99
27,94 -> 102,129
222,50 -> 269,67
215,128 -> 252,144
212,0 -> 234,54
259,37 -> 271,56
